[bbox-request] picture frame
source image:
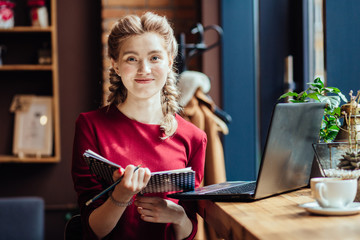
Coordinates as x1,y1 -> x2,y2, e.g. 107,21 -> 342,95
11,95 -> 53,158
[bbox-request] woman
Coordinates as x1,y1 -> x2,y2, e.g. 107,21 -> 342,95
72,12 -> 207,240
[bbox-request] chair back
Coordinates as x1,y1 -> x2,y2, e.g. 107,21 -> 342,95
0,197 -> 44,240
64,214 -> 82,240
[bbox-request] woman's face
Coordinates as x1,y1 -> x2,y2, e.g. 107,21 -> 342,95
112,32 -> 172,103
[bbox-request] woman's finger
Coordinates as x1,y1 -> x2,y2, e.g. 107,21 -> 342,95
112,167 -> 125,181
135,201 -> 154,209
143,168 -> 151,184
121,165 -> 136,187
140,214 -> 157,222
136,196 -> 161,204
137,206 -> 159,222
136,168 -> 146,188
137,207 -> 153,216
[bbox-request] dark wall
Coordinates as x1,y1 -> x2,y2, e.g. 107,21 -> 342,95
259,0 -> 303,151
326,0 -> 360,95
221,0 -> 259,180
0,1 -> 102,239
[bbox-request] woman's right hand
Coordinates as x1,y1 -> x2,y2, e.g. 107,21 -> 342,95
89,165 -> 151,238
112,165 -> 151,202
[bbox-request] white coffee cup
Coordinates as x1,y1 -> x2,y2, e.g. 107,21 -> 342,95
310,177 -> 340,198
313,178 -> 357,208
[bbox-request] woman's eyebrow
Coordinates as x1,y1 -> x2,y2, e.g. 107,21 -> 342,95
122,50 -> 164,55
122,51 -> 138,55
148,50 -> 163,54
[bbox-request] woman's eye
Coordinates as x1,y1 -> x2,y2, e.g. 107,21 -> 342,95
127,57 -> 136,62
151,56 -> 160,61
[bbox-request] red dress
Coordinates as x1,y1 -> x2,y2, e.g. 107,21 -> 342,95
72,104 -> 207,240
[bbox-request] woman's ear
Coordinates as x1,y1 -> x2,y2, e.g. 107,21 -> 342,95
111,58 -> 120,76
168,56 -> 174,69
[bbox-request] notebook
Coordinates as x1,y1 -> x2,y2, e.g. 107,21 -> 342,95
168,102 -> 326,201
83,150 -> 195,194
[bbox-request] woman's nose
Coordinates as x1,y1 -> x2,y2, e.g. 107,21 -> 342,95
138,60 -> 151,74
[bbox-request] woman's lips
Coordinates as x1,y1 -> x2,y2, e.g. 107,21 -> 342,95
135,78 -> 154,84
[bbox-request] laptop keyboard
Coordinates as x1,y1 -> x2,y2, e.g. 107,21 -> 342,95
193,181 -> 256,195
212,182 -> 256,195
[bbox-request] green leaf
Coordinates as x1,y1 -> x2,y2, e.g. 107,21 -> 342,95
279,92 -> 298,100
318,95 -> 340,110
338,92 -> 348,103
333,107 -> 341,116
326,115 -> 337,121
319,131 -> 326,138
327,131 -> 339,141
327,96 -> 341,108
313,78 -> 325,88
307,92 -> 320,101
324,87 -> 340,93
290,99 -> 308,103
314,77 -> 323,83
298,91 -> 308,101
327,125 -> 340,132
310,82 -> 323,90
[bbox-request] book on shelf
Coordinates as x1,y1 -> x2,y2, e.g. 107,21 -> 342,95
83,149 -> 195,194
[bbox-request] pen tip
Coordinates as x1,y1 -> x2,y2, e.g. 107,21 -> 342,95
85,200 -> 92,206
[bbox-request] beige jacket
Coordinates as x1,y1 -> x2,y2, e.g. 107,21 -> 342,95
183,89 -> 227,240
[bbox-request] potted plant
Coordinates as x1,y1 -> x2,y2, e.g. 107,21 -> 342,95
305,90 -> 360,173
279,77 -> 348,143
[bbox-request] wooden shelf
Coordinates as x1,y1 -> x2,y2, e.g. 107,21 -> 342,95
0,26 -> 52,33
0,65 -> 53,71
0,0 -> 60,163
0,155 -> 59,163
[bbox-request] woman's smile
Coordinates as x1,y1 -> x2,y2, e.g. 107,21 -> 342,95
135,78 -> 154,84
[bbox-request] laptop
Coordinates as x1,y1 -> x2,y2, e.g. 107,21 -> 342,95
168,102 -> 326,201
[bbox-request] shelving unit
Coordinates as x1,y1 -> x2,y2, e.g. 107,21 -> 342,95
0,0 -> 60,163
0,26 -> 52,32
0,64 -> 53,70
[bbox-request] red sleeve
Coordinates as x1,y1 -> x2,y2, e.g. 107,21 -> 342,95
180,133 -> 207,240
71,113 -> 107,239
189,134 -> 207,188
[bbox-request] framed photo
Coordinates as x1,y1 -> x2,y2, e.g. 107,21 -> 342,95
12,95 -> 53,157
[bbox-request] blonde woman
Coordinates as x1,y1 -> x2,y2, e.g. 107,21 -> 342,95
72,12 -> 207,240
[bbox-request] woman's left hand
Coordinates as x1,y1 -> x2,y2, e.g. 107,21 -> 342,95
134,196 -> 186,225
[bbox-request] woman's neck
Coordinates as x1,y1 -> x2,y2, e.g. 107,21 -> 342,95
117,97 -> 164,124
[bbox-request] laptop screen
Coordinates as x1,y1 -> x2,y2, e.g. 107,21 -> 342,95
254,102 -> 325,199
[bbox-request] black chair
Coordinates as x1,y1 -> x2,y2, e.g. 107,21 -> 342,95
64,214 -> 82,240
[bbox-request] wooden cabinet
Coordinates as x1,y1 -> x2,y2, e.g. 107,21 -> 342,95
0,0 -> 60,163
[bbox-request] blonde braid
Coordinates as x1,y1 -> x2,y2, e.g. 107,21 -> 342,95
107,67 -> 127,105
160,70 -> 182,139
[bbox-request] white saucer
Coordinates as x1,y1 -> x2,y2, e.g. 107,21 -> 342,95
299,202 -> 360,216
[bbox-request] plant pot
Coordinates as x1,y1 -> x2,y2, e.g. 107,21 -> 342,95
312,142 -> 360,201
334,102 -> 360,142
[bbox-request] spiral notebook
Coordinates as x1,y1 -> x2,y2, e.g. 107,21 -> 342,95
83,150 -> 195,194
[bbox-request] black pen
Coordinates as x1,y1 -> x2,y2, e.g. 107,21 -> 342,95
86,164 -> 142,206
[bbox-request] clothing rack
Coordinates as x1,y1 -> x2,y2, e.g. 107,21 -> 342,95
177,23 -> 223,74
176,23 -> 231,124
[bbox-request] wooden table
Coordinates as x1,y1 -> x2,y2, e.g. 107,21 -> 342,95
197,188 -> 360,240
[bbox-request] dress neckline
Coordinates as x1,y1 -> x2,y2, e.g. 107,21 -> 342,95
110,104 -> 162,127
